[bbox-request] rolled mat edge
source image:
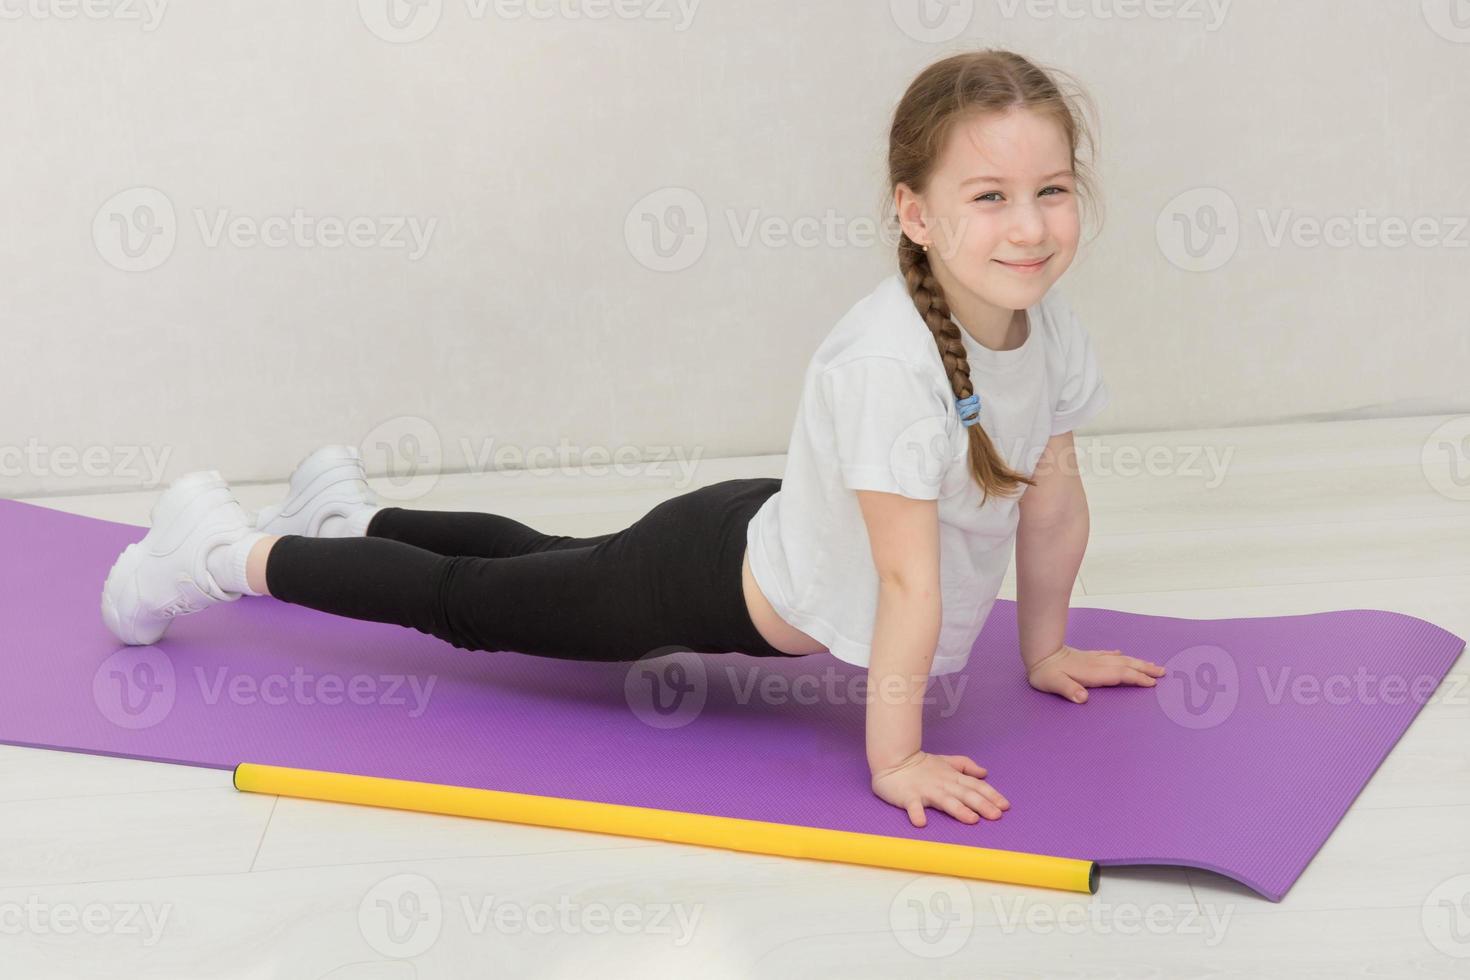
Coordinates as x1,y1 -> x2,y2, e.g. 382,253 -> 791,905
232,761 -> 1098,895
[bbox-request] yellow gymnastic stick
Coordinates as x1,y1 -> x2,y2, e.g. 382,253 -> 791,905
233,762 -> 1098,895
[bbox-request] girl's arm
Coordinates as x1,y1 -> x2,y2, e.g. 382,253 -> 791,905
1015,431 -> 1090,670
856,488 -> 943,774
858,489 -> 1008,827
1016,431 -> 1167,699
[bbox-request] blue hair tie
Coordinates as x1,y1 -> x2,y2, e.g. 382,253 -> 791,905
955,393 -> 982,427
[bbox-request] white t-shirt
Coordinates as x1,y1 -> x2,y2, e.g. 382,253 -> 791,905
745,271 -> 1111,675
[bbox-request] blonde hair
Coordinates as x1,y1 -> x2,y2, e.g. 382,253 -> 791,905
887,49 -> 1101,504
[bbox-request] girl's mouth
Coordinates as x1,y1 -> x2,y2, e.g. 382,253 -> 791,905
994,255 -> 1050,273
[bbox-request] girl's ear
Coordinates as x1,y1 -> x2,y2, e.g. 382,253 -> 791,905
894,183 -> 929,246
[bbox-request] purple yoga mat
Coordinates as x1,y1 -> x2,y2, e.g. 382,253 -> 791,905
0,497 -> 1462,901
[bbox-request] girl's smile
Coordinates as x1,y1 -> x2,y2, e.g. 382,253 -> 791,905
994,254 -> 1052,273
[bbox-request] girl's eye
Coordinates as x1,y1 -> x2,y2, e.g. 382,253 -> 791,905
972,186 -> 1070,203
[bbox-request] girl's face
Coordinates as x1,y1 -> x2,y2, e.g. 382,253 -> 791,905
902,107 -> 1080,312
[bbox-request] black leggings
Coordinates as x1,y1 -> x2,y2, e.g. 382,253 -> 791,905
262,476 -> 793,662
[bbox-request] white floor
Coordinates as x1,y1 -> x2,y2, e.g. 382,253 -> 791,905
3,415 -> 1468,978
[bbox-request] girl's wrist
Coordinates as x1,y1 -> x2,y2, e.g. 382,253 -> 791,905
1024,643 -> 1068,678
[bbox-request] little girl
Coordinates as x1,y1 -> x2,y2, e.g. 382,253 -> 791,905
101,49 -> 1164,830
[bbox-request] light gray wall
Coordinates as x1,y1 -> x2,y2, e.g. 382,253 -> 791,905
2,0 -> 1466,495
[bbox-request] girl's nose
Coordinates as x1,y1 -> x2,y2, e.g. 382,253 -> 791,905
1006,202 -> 1047,244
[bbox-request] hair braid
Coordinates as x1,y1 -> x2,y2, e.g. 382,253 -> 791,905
898,234 -> 1036,505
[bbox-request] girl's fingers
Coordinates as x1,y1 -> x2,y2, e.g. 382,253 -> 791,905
957,774 -> 1009,809
1126,668 -> 1159,687
908,800 -> 927,827
1080,666 -> 1156,687
1067,667 -> 1159,692
1086,665 -> 1128,685
957,789 -> 1003,820
1094,650 -> 1165,676
949,755 -> 988,779
936,794 -> 981,824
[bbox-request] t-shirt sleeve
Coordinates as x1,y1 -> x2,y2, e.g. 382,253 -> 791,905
1050,302 -> 1112,435
819,357 -> 951,499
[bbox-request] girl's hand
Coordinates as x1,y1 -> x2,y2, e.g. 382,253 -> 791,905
1027,643 -> 1166,704
870,750 -> 1010,828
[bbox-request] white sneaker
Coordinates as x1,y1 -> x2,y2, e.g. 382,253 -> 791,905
101,469 -> 254,646
253,444 -> 380,537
